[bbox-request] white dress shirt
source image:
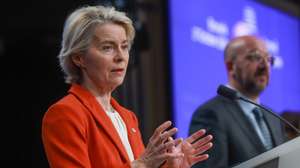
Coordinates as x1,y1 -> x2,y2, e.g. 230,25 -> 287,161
105,107 -> 135,161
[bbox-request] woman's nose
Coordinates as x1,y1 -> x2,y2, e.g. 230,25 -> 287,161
114,47 -> 126,62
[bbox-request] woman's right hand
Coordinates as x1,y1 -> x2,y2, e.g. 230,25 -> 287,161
131,121 -> 184,168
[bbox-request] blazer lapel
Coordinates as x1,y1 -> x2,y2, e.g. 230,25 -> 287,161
222,97 -> 266,152
262,109 -> 283,146
69,84 -> 130,162
111,99 -> 144,159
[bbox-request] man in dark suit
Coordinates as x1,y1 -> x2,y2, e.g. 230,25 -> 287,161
189,35 -> 286,168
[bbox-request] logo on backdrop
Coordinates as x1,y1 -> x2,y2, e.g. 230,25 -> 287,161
191,6 -> 283,69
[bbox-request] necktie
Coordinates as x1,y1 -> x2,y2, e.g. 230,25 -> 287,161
252,107 -> 274,150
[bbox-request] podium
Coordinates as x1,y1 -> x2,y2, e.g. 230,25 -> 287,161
233,136 -> 300,168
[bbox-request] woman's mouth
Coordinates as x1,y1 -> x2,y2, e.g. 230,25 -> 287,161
111,68 -> 124,75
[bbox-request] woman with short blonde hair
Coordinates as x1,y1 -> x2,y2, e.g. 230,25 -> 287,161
42,5 -> 213,168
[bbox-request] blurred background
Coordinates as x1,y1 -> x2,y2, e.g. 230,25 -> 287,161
0,0 -> 299,167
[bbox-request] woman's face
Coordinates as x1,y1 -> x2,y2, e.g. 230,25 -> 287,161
77,23 -> 130,91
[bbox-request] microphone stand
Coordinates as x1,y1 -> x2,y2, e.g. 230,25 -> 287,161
238,96 -> 300,135
217,84 -> 300,136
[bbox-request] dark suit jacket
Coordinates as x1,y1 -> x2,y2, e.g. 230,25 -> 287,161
189,95 -> 286,168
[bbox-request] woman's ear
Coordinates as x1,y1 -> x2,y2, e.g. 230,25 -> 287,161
72,54 -> 85,68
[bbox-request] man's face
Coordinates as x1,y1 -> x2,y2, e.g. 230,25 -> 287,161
232,38 -> 273,96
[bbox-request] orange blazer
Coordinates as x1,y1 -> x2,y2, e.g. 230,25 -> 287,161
42,84 -> 145,168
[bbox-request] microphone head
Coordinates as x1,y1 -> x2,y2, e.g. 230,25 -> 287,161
217,85 -> 240,100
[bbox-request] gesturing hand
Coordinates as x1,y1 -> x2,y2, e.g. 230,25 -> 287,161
132,121 -> 184,168
166,129 -> 213,168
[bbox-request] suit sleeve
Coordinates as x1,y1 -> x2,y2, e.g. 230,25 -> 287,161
42,104 -> 91,168
189,107 -> 228,168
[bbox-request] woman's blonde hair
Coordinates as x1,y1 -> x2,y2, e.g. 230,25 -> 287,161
58,5 -> 135,83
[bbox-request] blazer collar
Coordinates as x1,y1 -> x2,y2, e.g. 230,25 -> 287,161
221,96 -> 267,152
68,84 -> 131,162
262,109 -> 283,146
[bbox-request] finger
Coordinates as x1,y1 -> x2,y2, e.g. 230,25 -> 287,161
145,131 -> 178,156
160,128 -> 178,142
190,154 -> 209,166
154,121 -> 172,136
167,137 -> 176,152
166,137 -> 182,153
165,138 -> 182,152
156,137 -> 182,154
152,127 -> 178,146
192,135 -> 213,149
193,142 -> 213,156
155,140 -> 175,153
146,152 -> 184,168
153,151 -> 184,162
149,121 -> 172,142
173,137 -> 183,146
186,129 -> 206,144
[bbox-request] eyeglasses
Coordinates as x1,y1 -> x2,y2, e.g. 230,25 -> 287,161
244,50 -> 275,66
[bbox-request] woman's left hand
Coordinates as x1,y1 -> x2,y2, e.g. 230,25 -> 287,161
165,129 -> 213,168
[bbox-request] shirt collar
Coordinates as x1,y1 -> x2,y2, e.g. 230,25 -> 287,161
226,83 -> 260,103
226,84 -> 260,116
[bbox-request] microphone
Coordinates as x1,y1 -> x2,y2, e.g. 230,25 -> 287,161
217,84 -> 300,135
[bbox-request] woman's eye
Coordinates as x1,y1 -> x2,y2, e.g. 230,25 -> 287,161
122,45 -> 129,50
102,45 -> 113,51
